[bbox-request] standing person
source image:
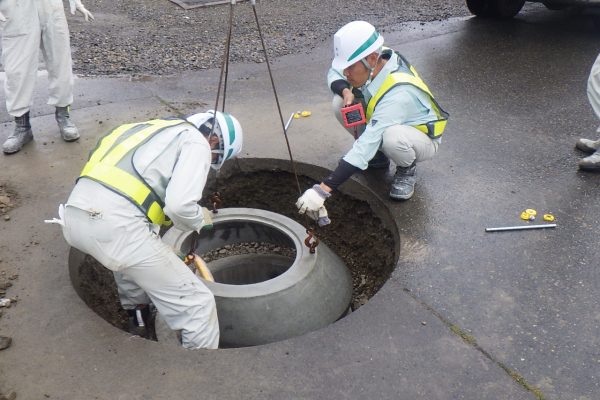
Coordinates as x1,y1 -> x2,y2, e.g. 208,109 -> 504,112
0,0 -> 94,155
45,111 -> 244,349
576,53 -> 600,171
296,21 -> 448,222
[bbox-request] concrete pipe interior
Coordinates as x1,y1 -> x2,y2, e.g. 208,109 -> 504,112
185,220 -> 297,285
69,159 -> 399,348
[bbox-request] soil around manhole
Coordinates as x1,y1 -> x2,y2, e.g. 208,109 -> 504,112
205,171 -> 396,308
75,170 -> 396,334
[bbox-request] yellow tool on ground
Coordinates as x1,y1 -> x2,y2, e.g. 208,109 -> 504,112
293,110 -> 312,118
520,208 -> 537,221
543,214 -> 555,222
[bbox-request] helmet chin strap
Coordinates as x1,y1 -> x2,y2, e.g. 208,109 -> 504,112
360,54 -> 381,86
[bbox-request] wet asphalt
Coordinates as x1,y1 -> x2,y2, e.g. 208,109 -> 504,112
0,3 -> 600,399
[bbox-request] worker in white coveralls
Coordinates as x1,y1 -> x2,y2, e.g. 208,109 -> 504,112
0,0 -> 93,155
296,21 -> 448,224
46,111 -> 244,349
575,53 -> 600,171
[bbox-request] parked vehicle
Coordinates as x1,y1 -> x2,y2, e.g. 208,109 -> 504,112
466,0 -> 600,18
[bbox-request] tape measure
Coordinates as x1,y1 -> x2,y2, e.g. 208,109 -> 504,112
543,214 -> 555,222
520,209 -> 537,221
293,110 -> 312,119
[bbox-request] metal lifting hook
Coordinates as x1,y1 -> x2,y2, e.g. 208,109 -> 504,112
210,192 -> 222,213
304,228 -> 319,254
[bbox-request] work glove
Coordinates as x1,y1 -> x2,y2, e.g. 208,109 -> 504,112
296,184 -> 331,215
69,0 -> 94,21
200,207 -> 214,231
0,11 -> 5,22
306,206 -> 331,227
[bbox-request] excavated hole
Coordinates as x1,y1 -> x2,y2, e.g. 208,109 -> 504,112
74,170 -> 397,338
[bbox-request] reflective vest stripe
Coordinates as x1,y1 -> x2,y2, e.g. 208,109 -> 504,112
83,123 -> 138,169
79,119 -> 187,225
83,163 -> 154,214
366,59 -> 448,139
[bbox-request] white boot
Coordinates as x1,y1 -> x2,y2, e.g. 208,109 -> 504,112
3,112 -> 33,154
55,106 -> 80,142
579,150 -> 600,171
575,138 -> 600,153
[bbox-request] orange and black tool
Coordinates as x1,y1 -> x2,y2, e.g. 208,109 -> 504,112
341,103 -> 366,128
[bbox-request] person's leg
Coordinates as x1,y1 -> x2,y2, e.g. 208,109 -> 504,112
577,53 -> 600,168
120,236 -> 220,349
113,272 -> 151,309
40,0 -> 78,141
1,1 -> 40,153
381,125 -> 439,200
62,204 -> 219,349
113,271 -> 155,337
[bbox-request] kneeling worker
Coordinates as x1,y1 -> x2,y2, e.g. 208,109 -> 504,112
47,111 -> 243,349
296,21 -> 448,222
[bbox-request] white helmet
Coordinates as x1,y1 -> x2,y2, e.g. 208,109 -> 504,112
331,21 -> 384,71
185,110 -> 243,170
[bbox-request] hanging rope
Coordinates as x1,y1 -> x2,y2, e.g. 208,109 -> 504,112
249,0 -> 320,253
202,0 -> 319,254
249,1 -> 302,195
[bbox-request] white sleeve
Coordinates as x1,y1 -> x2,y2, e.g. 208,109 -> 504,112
163,138 -> 212,232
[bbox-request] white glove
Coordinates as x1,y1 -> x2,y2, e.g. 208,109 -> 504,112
296,184 -> 330,215
69,0 -> 94,21
305,206 -> 331,227
0,11 -> 6,22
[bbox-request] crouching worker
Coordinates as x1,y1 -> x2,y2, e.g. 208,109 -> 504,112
46,111 -> 243,349
296,21 -> 448,223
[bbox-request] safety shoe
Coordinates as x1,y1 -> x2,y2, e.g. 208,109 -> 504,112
3,112 -> 33,154
389,163 -> 417,200
55,106 -> 80,142
575,138 -> 600,153
578,151 -> 600,171
368,151 -> 390,169
126,305 -> 154,339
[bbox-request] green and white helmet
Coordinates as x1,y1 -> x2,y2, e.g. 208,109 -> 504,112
185,110 -> 243,170
331,21 -> 384,71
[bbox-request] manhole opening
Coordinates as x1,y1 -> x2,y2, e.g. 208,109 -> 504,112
199,240 -> 296,285
70,168 -> 397,345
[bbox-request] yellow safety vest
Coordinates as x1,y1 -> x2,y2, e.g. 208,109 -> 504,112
365,53 -> 449,139
79,118 -> 188,225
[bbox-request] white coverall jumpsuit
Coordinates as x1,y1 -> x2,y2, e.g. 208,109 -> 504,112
58,123 -> 220,349
0,0 -> 74,117
588,53 -> 600,123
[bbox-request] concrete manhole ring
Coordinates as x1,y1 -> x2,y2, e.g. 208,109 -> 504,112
68,162 -> 398,349
161,207 -> 353,348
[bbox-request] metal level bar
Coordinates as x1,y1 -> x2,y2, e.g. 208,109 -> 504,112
284,112 -> 295,132
485,224 -> 557,232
